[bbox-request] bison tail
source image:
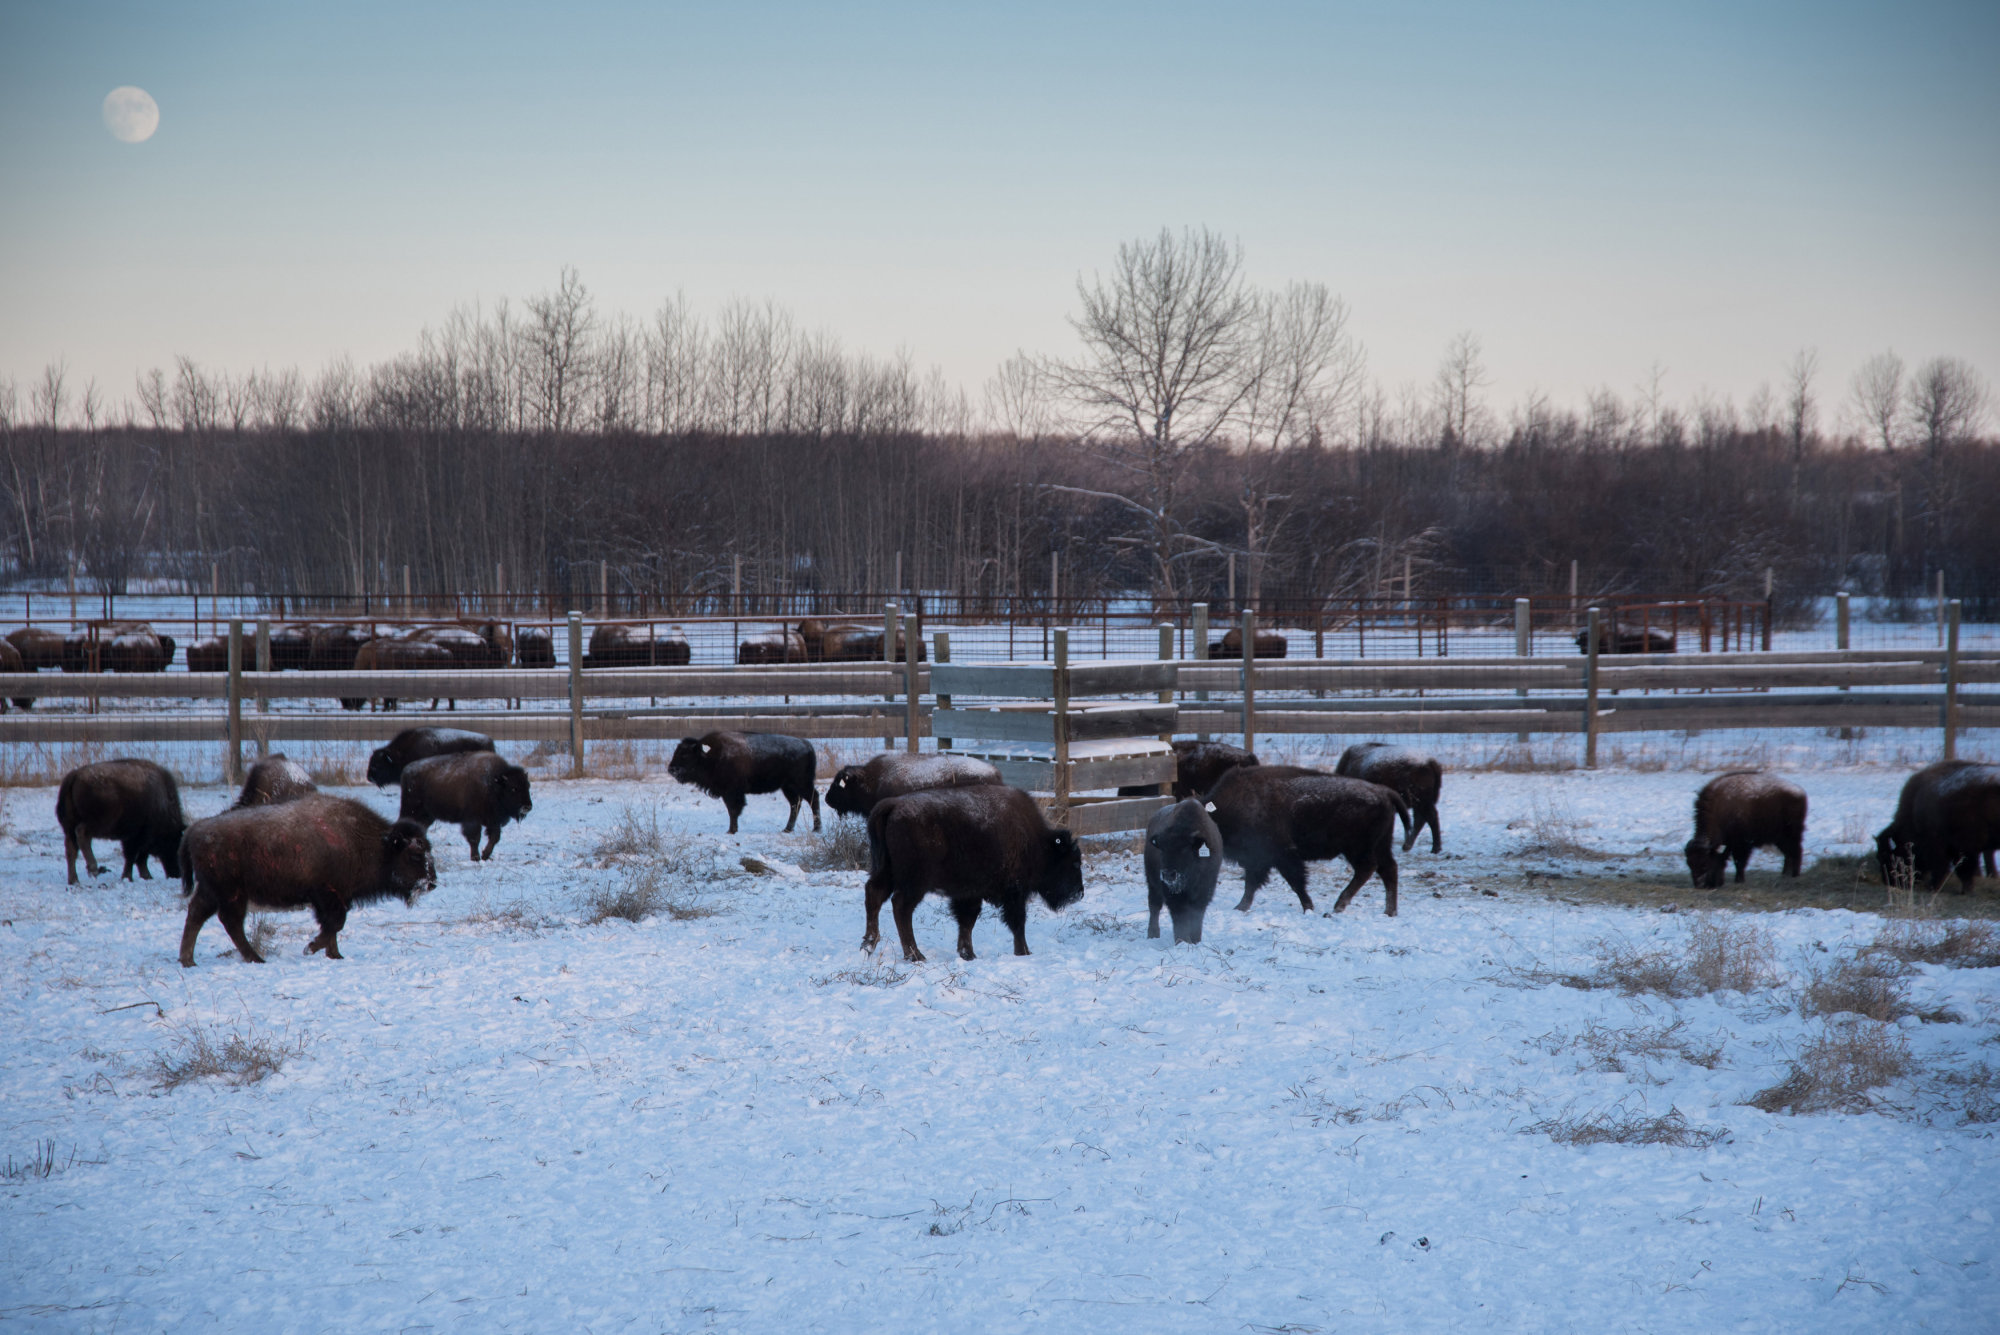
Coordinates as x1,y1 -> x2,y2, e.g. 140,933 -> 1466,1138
865,803 -> 895,883
177,837 -> 194,897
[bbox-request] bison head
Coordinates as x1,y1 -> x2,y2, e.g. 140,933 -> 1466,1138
1683,836 -> 1728,889
382,819 -> 437,904
365,745 -> 400,787
667,737 -> 712,787
491,764 -> 533,823
824,765 -> 870,817
1036,827 -> 1085,911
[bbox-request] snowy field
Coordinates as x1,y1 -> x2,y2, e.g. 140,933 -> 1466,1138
3,762 -> 1998,1332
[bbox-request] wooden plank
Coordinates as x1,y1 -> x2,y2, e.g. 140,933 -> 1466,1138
1066,703 -> 1178,742
0,673 -> 229,699
1177,709 -> 1584,735
931,663 -> 1056,697
992,753 -> 1178,793
1066,660 -> 1177,696
1052,794 -> 1169,836
1594,662 -> 1938,691
1595,704 -> 1941,733
586,715 -> 928,741
931,706 -> 1058,744
1176,664 -> 1584,693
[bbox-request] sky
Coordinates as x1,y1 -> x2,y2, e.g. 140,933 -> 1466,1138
2,0 -> 1997,425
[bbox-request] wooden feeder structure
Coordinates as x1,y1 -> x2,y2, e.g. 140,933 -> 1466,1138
931,628 -> 1178,836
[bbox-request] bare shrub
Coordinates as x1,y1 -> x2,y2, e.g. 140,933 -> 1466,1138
2,1139 -> 91,1183
306,756 -> 358,786
1523,1102 -> 1729,1148
812,960 -> 914,988
152,1025 -> 305,1091
592,804 -> 665,860
582,860 -> 717,925
1539,1018 -> 1727,1074
461,898 -> 559,935
1512,790 -> 1599,858
1563,918 -> 1778,999
1930,1063 -> 2000,1125
1746,1018 -> 1913,1115
801,818 -> 871,872
1872,920 -> 2000,970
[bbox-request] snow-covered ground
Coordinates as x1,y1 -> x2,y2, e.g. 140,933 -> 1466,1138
3,765 -> 1997,1332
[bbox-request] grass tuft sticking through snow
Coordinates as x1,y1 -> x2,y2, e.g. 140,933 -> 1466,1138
1746,1018 -> 1913,1115
2,1139 -> 94,1183
592,804 -> 667,861
1523,1102 -> 1730,1148
1871,919 -> 2000,970
1797,952 -> 1958,1024
800,818 -> 870,872
1546,917 -> 1780,998
152,1025 -> 305,1091
583,860 -> 718,924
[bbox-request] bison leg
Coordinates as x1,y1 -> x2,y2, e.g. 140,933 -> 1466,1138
1234,861 -> 1273,912
783,794 -> 801,833
1952,855 -> 1980,894
304,894 -> 350,959
890,887 -> 927,963
1276,852 -> 1314,913
1781,837 -> 1803,879
1147,882 -> 1164,939
1987,850 -> 1997,878
862,872 -> 893,952
178,888 -> 219,967
215,900 -> 265,964
1425,803 -> 1442,855
1000,895 -> 1030,957
724,795 -> 744,835
1398,803 -> 1417,853
480,825 -> 502,861
806,787 -> 821,833
951,896 -> 982,961
62,827 -> 83,885
1378,846 -> 1399,916
1731,844 -> 1750,884
122,839 -> 152,880
71,830 -> 107,882
1330,843 -> 1387,915
460,820 -> 483,861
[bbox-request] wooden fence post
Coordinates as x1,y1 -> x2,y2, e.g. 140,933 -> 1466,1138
253,616 -> 272,757
934,631 -> 952,750
568,611 -> 585,778
882,601 -> 900,751
1944,600 -> 1961,762
1515,597 -> 1531,744
1192,602 -> 1210,742
904,612 -> 921,754
226,619 -> 244,785
1835,591 -> 1850,652
1240,608 -> 1257,757
1052,628 -> 1070,824
1584,607 -> 1601,769
1158,623 -> 1174,747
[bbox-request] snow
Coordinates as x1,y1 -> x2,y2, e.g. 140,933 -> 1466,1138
3,764 -> 1997,1332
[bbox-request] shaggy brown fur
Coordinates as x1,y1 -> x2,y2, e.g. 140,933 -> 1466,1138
1684,771 -> 1807,887
1336,742 -> 1445,853
668,731 -> 820,833
398,751 -> 534,861
57,758 -> 188,886
825,754 -> 1002,817
1206,764 -> 1405,917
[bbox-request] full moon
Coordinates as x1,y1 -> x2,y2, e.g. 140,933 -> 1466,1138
102,86 -> 159,143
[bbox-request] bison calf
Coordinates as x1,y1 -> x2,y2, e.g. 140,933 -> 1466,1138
1146,797 -> 1223,944
825,753 -> 1002,817
367,727 -> 496,787
1335,742 -> 1444,853
863,785 -> 1083,961
177,795 -> 435,965
234,754 -> 317,808
398,751 -> 534,861
669,731 -> 820,834
1684,771 -> 1807,888
1206,764 -> 1406,916
57,758 -> 187,886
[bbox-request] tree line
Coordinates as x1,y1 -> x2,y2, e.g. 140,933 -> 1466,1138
1,232 -> 1992,617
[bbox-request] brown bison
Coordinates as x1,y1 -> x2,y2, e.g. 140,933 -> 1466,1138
63,623 -> 174,672
736,630 -> 809,664
234,754 -> 317,808
862,784 -> 1083,962
397,751 -> 533,861
0,634 -> 23,711
1146,797 -> 1223,944
186,636 -> 228,673
1576,626 -> 1676,655
367,726 -> 496,787
517,627 -> 555,669
409,623 -> 506,667
1876,760 -> 2000,892
349,636 -> 454,710
1206,764 -> 1406,916
6,626 -> 66,671
57,758 -> 188,886
825,753 -> 1002,817
668,731 -> 820,833
308,623 -> 373,671
1119,739 -> 1259,801
1684,771 -> 1807,888
1336,742 -> 1445,853
587,622 -> 692,667
797,619 -> 871,662
1211,627 -> 1289,659
177,795 -> 436,965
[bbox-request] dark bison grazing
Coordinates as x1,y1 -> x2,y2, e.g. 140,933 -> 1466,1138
398,751 -> 533,861
177,795 -> 436,965
1876,760 -> 2000,892
367,726 -> 496,787
799,620 -> 926,662
587,622 -> 692,667
186,636 -> 228,673
1576,626 -> 1676,655
516,626 -> 555,669
234,754 -> 317,808
63,622 -> 174,672
6,626 -> 66,671
409,623 -> 506,667
1684,771 -> 1807,888
862,785 -> 1083,961
736,630 -> 809,664
308,622 -> 373,671
1206,764 -> 1406,916
797,619 -> 870,662
1336,742 -> 1444,853
267,622 -> 313,670
1119,739 -> 1259,800
57,758 -> 188,886
1211,627 -> 1289,659
349,636 -> 454,710
668,731 -> 820,833
1145,797 -> 1223,944
825,753 -> 1002,817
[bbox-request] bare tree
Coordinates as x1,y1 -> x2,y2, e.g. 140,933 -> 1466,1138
1431,331 -> 1490,450
1848,350 -> 1903,452
524,267 -> 597,433
134,368 -> 169,430
1783,347 -> 1818,501
32,361 -> 68,431
1905,356 -> 1988,460
983,352 -> 1054,439
645,292 -> 708,434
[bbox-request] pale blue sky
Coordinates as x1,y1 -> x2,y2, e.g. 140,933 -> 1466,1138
2,0 -> 1996,421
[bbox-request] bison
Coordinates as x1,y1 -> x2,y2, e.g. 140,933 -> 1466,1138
234,754 -> 317,808
1576,625 -> 1676,655
1335,742 -> 1444,853
862,784 -> 1083,961
1206,764 -> 1406,916
1876,760 -> 2000,892
668,731 -> 820,833
6,626 -> 66,672
1210,627 -> 1289,659
397,751 -> 533,861
797,619 -> 871,662
1119,739 -> 1259,801
736,630 -> 809,664
587,622 -> 692,667
1684,771 -> 1807,888
177,795 -> 436,965
825,753 -> 1003,817
517,627 -> 555,669
367,726 -> 496,787
409,623 -> 505,667
1145,797 -> 1223,944
349,636 -> 454,710
0,634 -> 23,711
63,623 -> 174,673
56,758 -> 188,886
185,636 -> 228,673
308,623 -> 373,671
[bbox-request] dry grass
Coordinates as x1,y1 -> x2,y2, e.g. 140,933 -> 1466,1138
582,860 -> 718,925
1511,789 -> 1600,859
2,1139 -> 93,1183
812,960 -> 915,988
152,1025 -> 305,1091
305,755 -> 359,786
582,740 -> 644,781
592,804 -> 666,861
800,818 -> 871,872
1747,1018 -> 1913,1115
1552,917 -> 1779,998
1871,919 -> 2000,970
1523,1103 -> 1730,1148
1929,1064 -> 2000,1125
1538,1018 -> 1728,1074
